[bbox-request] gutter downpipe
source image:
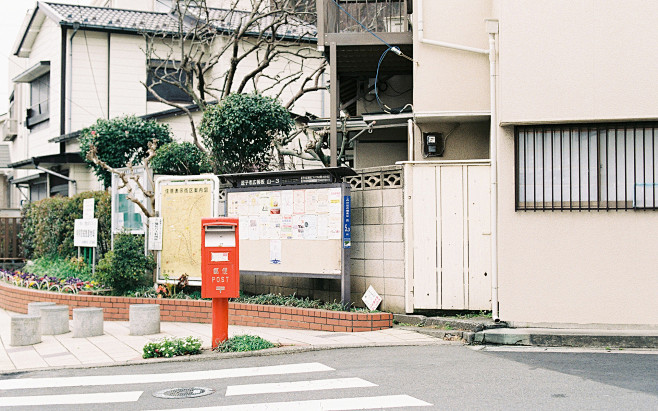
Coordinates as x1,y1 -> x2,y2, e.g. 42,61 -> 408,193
67,23 -> 80,135
415,0 -> 500,322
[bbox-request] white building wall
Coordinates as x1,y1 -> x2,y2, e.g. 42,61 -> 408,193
23,18 -> 62,158
109,34 -> 148,117
70,30 -> 109,131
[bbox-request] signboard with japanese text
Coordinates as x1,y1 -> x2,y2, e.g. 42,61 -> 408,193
155,175 -> 220,286
74,218 -> 98,247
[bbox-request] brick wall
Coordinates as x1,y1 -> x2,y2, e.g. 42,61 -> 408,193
0,282 -> 392,332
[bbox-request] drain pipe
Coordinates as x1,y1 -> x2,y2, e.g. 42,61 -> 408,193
486,21 -> 500,322
67,23 -> 80,134
416,0 -> 500,322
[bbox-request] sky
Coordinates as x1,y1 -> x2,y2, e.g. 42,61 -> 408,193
0,1 -> 87,114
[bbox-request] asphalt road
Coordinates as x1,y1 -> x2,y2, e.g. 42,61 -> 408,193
1,345 -> 656,410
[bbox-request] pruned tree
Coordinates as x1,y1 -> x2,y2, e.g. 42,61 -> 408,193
141,0 -> 329,163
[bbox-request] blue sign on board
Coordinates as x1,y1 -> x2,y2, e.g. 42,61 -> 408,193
343,195 -> 351,248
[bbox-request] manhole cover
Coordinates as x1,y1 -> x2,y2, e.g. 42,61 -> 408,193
153,387 -> 215,399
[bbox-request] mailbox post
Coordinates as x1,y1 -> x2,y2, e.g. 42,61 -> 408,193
201,218 -> 239,348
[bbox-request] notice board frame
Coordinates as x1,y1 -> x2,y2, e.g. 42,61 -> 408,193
222,168 -> 354,306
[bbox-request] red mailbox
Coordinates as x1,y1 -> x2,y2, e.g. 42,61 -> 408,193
201,218 -> 239,299
201,217 -> 239,348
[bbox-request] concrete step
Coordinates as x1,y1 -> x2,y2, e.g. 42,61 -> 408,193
474,328 -> 658,349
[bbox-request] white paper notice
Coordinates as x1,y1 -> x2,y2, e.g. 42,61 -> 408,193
362,285 -> 383,311
316,189 -> 330,214
305,189 -> 318,214
259,192 -> 271,215
238,192 -> 249,216
317,214 -> 329,240
281,215 -> 293,239
270,191 -> 282,214
281,190 -> 294,215
293,190 -> 305,214
258,216 -> 268,239
292,215 -> 304,239
303,214 -> 318,240
329,188 -> 342,214
248,193 -> 259,215
238,216 -> 249,240
248,216 -> 259,240
269,240 -> 282,264
268,215 -> 282,239
328,214 -> 341,239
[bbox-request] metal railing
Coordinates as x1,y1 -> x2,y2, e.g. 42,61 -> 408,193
321,0 -> 410,34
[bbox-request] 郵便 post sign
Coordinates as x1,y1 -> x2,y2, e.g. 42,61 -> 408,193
74,218 -> 98,248
201,218 -> 239,298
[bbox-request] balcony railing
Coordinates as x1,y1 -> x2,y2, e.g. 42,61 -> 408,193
318,0 -> 411,45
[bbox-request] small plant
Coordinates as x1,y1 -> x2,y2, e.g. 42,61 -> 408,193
213,335 -> 276,353
23,256 -> 93,282
142,336 -> 202,359
94,233 -> 155,295
151,142 -> 212,175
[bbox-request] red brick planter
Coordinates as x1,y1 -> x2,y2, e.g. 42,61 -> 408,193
0,282 -> 392,332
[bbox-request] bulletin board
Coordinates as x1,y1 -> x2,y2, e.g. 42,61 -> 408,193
225,183 -> 350,278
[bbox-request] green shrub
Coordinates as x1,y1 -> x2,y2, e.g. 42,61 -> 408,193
23,256 -> 93,282
200,93 -> 293,174
79,115 -> 173,187
143,336 -> 202,359
213,335 -> 275,353
232,293 -> 345,311
151,141 -> 212,175
19,191 -> 111,259
94,233 -> 154,294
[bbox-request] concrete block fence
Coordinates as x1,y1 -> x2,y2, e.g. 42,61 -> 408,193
0,282 -> 392,332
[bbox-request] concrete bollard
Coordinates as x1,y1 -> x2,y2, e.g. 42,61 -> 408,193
129,304 -> 160,336
72,307 -> 104,338
27,301 -> 55,316
10,315 -> 41,346
40,305 -> 70,335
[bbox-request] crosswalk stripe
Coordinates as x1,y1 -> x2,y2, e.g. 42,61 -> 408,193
143,394 -> 432,410
0,362 -> 333,390
225,377 -> 377,396
0,391 -> 143,407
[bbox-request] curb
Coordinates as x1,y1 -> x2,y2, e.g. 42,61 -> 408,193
473,329 -> 658,349
0,340 -> 452,375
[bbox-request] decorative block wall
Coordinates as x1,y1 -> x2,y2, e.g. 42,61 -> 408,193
0,282 -> 392,332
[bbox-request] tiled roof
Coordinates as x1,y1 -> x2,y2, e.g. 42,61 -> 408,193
42,2 -> 316,40
44,2 -> 185,34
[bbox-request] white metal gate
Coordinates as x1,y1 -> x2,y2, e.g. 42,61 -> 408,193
403,161 -> 491,311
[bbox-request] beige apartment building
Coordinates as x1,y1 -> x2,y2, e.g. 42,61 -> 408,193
318,0 -> 658,326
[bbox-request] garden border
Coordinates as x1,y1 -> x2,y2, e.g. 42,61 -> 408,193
0,282 -> 392,332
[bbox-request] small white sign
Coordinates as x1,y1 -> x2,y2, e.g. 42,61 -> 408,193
362,285 -> 382,311
148,217 -> 163,250
211,252 -> 229,262
83,198 -> 95,220
74,218 -> 98,248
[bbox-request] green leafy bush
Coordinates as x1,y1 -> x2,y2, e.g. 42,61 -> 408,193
200,93 -> 293,174
20,191 -> 111,259
23,256 -> 93,282
79,115 -> 173,187
233,293 -> 345,311
143,336 -> 202,359
94,233 -> 154,295
151,141 -> 212,175
213,335 -> 276,353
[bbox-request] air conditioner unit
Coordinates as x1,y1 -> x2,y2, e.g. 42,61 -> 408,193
2,119 -> 18,141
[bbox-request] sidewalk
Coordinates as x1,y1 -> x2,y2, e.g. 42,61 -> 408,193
0,308 -> 445,372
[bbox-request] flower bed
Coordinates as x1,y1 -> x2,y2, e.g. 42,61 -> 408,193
0,281 -> 392,332
0,269 -> 106,294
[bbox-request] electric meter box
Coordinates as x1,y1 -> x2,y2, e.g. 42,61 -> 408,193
201,218 -> 239,298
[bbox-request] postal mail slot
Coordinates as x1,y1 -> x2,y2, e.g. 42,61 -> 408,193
201,218 -> 239,298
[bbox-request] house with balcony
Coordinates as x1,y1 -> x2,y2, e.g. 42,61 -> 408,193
2,0 -> 325,207
316,0 -> 658,327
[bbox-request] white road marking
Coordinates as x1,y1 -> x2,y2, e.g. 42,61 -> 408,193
143,394 -> 432,410
0,362 -> 333,390
0,391 -> 142,407
225,377 -> 377,396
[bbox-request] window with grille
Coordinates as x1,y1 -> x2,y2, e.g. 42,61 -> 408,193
516,123 -> 658,210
